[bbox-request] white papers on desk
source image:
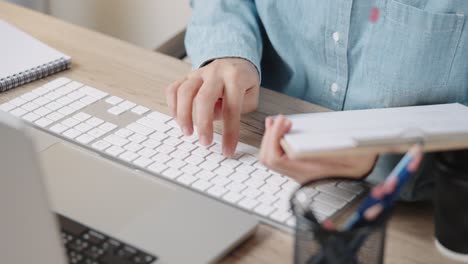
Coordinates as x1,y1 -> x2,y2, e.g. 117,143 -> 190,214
283,103 -> 468,155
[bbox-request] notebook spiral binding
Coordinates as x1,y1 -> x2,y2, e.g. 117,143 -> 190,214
0,57 -> 70,92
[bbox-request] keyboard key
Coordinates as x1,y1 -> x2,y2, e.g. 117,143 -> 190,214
211,176 -> 231,187
230,172 -> 250,183
124,142 -> 143,152
270,210 -> 293,223
127,122 -> 154,136
254,204 -> 275,217
196,170 -> 216,181
99,122 -> 117,133
138,147 -> 157,158
167,127 -> 184,138
69,101 -> 86,111
86,117 -> 104,127
44,91 -> 62,101
128,133 -> 147,144
207,185 -> 228,197
242,187 -> 262,199
31,86 -> 50,96
0,102 -> 16,112
180,164 -> 201,174
105,96 -> 123,105
80,86 -> 107,99
65,81 -> 84,91
209,143 -> 223,154
56,96 -> 74,105
146,111 -> 171,123
50,123 -> 68,134
45,101 -> 62,111
192,180 -> 213,192
58,106 -> 75,116
192,147 -> 211,158
75,123 -> 93,133
34,117 -> 54,128
91,140 -> 111,151
22,112 -> 40,122
282,180 -> 300,191
222,191 -> 244,203
141,138 -> 160,149
118,100 -> 136,111
62,118 -> 80,127
33,107 -> 52,117
199,160 -> 219,171
137,117 -> 171,132
236,163 -> 256,174
149,131 -> 168,141
226,182 -> 247,193
177,174 -> 197,185
258,193 -> 279,205
80,95 -> 99,105
221,159 -> 241,169
170,149 -> 190,160
181,133 -> 198,143
131,105 -> 149,115
107,106 -> 126,115
238,198 -> 259,210
310,200 -> 337,217
73,112 -> 91,122
266,175 -> 287,186
67,91 -> 86,101
148,163 -> 169,174
105,146 -> 125,156
254,161 -> 268,171
260,183 -> 281,195
161,168 -> 182,179
32,96 -> 51,106
87,128 -> 107,138
163,136 -> 182,147
76,134 -> 95,144
119,151 -> 139,162
9,97 -> 28,107
132,156 -> 154,168
104,134 -> 129,147
43,77 -> 70,90
213,166 -> 234,177
152,153 -> 172,163
244,178 -> 265,189
22,102 -> 39,111
251,170 -> 271,180
166,159 -> 186,169
115,128 -> 134,138
63,128 -> 82,139
20,92 -> 39,101
206,153 -> 225,163
185,155 -> 204,165
46,112 -> 65,122
155,144 -> 175,154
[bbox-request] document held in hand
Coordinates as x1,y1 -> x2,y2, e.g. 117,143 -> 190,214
281,103 -> 468,159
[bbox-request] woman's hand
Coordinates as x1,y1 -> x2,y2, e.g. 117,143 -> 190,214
259,115 -> 378,183
166,58 -> 260,157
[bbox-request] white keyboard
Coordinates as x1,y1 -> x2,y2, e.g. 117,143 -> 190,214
0,78 -> 365,230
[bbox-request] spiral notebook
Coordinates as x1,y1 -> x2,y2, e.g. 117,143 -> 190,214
0,20 -> 71,92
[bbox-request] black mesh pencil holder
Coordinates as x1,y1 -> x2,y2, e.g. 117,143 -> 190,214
290,178 -> 390,264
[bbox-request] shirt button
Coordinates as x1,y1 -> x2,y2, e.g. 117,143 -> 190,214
331,83 -> 339,93
332,32 -> 340,43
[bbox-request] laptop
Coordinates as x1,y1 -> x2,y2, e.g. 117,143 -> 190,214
0,111 -> 258,263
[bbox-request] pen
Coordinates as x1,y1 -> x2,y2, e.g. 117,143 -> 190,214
343,144 -> 424,230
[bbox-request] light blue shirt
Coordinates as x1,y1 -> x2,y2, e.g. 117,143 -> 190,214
185,0 -> 468,200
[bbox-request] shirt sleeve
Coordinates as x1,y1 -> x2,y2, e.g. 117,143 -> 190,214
185,0 -> 264,77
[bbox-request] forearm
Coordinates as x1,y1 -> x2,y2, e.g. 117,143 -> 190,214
186,0 -> 263,77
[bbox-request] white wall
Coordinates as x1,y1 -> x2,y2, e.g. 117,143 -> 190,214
6,0 -> 192,50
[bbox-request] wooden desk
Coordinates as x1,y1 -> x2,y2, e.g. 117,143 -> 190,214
0,2 -> 457,263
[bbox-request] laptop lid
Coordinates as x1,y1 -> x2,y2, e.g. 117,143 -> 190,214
0,112 -> 66,264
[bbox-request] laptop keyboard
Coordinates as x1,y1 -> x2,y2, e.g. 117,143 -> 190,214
0,78 -> 365,229
58,214 -> 157,264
